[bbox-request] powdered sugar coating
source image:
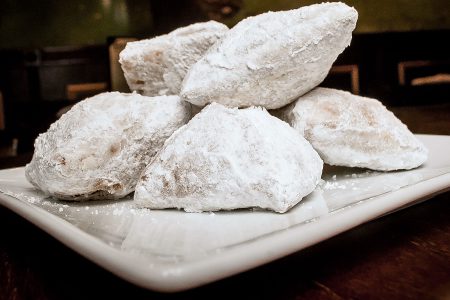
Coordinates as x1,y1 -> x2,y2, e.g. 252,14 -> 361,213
119,21 -> 228,96
134,103 -> 323,213
181,2 -> 357,109
25,92 -> 191,200
278,87 -> 428,170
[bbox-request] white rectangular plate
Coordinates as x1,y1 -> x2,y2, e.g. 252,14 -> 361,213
1,134 -> 450,292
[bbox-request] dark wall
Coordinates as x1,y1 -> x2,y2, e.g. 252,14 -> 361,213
2,0 -> 450,49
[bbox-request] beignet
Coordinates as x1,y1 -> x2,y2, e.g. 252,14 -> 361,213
25,92 -> 191,200
181,2 -> 357,109
278,88 -> 428,170
135,103 -> 323,213
119,21 -> 228,96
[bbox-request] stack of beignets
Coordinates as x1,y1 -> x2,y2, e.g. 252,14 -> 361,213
25,2 -> 427,213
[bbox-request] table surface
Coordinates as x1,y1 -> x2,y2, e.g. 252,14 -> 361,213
1,104 -> 450,300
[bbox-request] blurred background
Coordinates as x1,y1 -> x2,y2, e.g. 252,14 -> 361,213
1,0 -> 449,167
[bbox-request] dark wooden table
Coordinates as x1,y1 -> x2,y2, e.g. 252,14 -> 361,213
1,104 -> 450,300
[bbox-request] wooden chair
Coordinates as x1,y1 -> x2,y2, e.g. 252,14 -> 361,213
321,64 -> 360,95
398,60 -> 450,86
0,91 -> 18,158
66,82 -> 108,101
109,37 -> 137,92
0,90 -> 4,131
396,59 -> 450,105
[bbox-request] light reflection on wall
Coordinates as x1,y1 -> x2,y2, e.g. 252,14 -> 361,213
101,0 -> 111,10
0,0 -> 152,49
223,0 -> 450,33
114,1 -> 129,26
